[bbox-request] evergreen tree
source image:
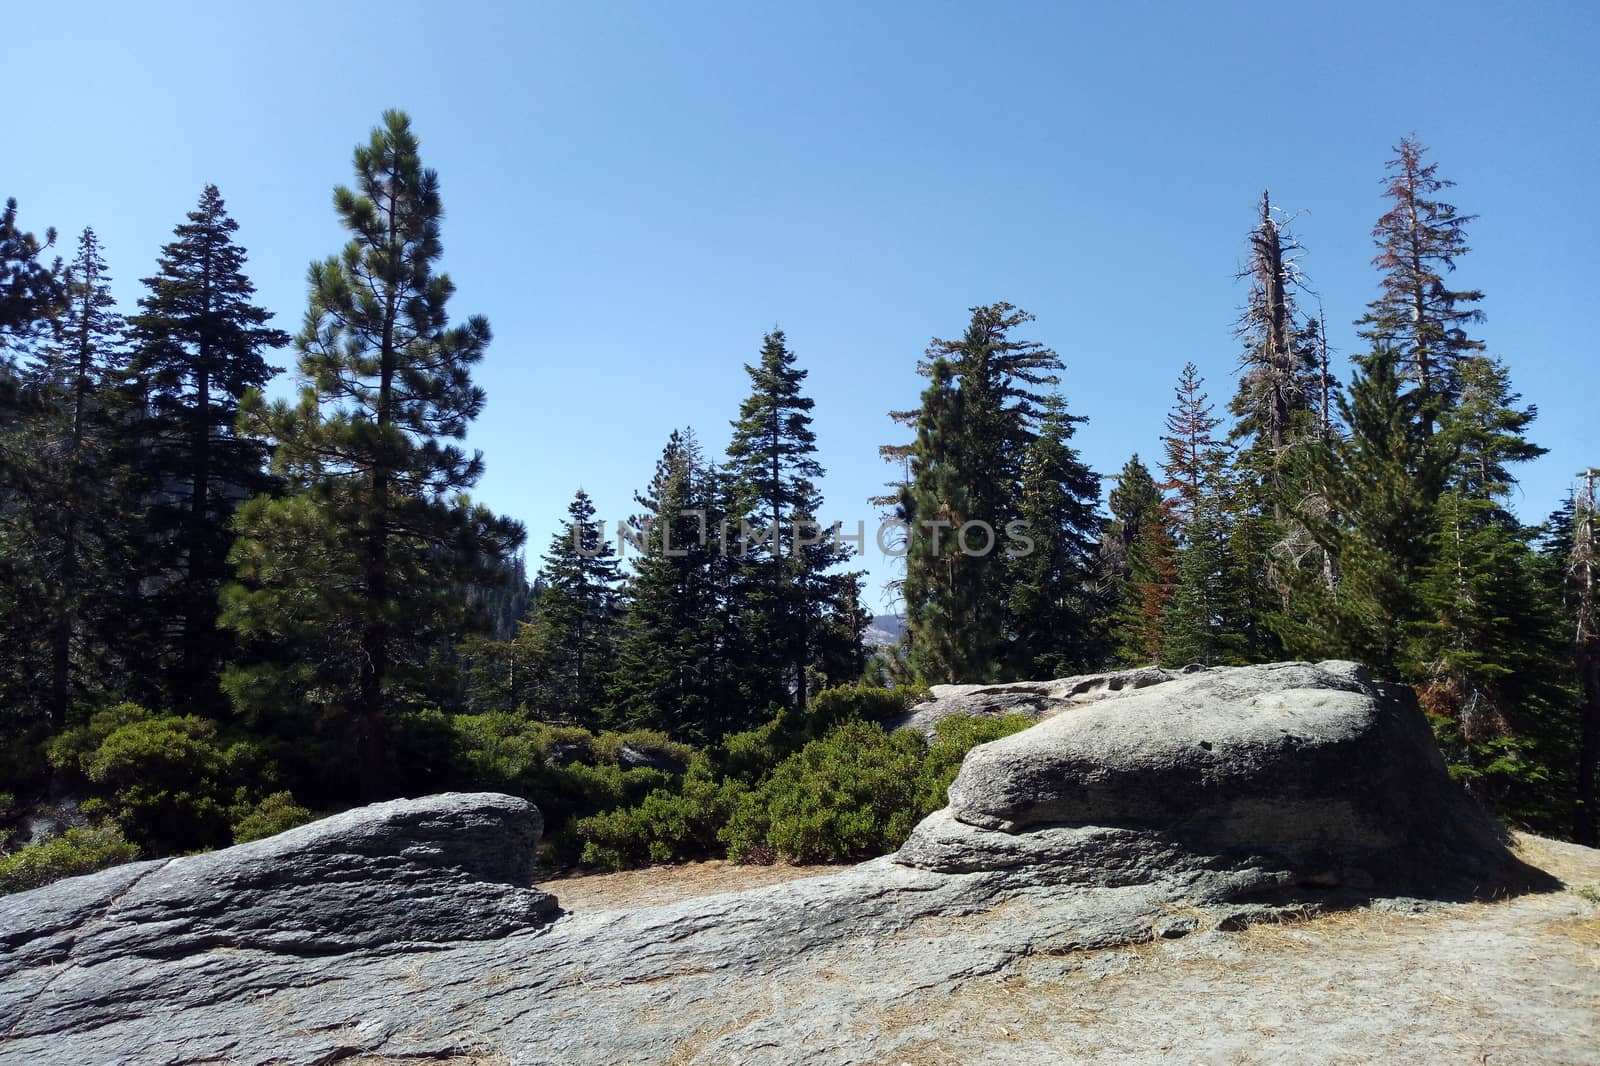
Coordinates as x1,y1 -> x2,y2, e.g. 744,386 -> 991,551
607,430 -> 742,740
1563,477 -> 1600,844
1230,192 -> 1324,480
1004,394 -> 1104,676
127,185 -> 288,713
1356,135 -> 1485,427
900,359 -> 983,682
1102,456 -> 1180,666
811,571 -> 872,689
0,197 -> 65,364
1280,348 -> 1448,666
222,111 -> 523,799
1101,454 -> 1162,586
1159,362 -> 1223,536
1226,195 -> 1337,649
1163,443 -> 1251,667
0,229 -> 131,726
725,329 -> 851,710
897,303 -> 1064,681
525,489 -> 621,726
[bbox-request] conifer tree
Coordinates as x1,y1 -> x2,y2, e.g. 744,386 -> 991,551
608,431 -> 740,739
1162,445 -> 1251,667
127,185 -> 288,712
1101,454 -> 1162,585
726,329 -> 850,710
1159,362 -> 1223,536
900,359 -> 982,682
1356,136 -> 1485,427
0,198 -> 64,363
1565,476 -> 1600,844
1112,514 -> 1178,666
1004,394 -> 1104,676
1281,348 -> 1448,665
1230,192 -> 1324,479
897,304 -> 1064,681
0,229 -> 131,726
811,571 -> 872,688
525,489 -> 621,726
222,112 -> 523,799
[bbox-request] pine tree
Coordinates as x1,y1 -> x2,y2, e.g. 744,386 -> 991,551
1004,394 -> 1104,676
1356,135 -> 1485,427
725,329 -> 850,710
1280,348 -> 1447,666
608,430 -> 743,740
1230,192 -> 1324,479
900,359 -> 983,682
525,489 -> 621,726
127,185 -> 288,713
897,303 -> 1064,681
222,112 -> 523,799
0,197 -> 65,364
1159,362 -> 1223,536
0,229 -> 131,726
1564,476 -> 1599,844
1163,443 -> 1251,667
811,571 -> 872,689
1101,454 -> 1162,585
1102,456 -> 1181,666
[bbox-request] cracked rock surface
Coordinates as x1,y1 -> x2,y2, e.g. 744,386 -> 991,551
0,663 -> 1562,1065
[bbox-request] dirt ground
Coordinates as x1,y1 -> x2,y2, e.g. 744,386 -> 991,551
541,858 -> 844,911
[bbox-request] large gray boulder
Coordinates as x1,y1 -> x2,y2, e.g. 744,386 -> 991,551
895,660 -> 1537,900
0,664 -> 1554,1065
0,792 -> 556,982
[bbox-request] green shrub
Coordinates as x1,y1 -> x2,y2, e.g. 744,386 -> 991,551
911,713 -> 1032,819
576,754 -> 747,869
49,704 -> 272,852
0,824 -> 139,894
722,719 -> 927,865
231,791 -> 315,843
712,714 -> 796,785
592,728 -> 692,768
800,684 -> 923,742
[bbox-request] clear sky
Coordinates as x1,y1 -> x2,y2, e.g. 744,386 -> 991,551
10,1 -> 1597,612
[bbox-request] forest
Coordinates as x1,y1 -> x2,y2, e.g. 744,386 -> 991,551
0,111 -> 1595,891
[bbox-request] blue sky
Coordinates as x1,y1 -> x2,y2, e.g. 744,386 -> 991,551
10,2 -> 1597,612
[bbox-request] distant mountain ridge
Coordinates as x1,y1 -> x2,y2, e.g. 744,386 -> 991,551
864,614 -> 904,648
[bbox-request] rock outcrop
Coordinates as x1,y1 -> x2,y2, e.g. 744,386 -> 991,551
0,793 -> 556,976
0,663 -> 1556,1066
896,660 -> 1533,900
887,664 -> 1186,735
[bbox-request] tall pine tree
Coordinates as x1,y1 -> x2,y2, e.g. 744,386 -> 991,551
897,303 -> 1063,681
223,112 -> 523,799
725,329 -> 851,710
1281,348 -> 1448,666
0,229 -> 132,727
1004,394 -> 1104,676
524,489 -> 621,727
127,185 -> 288,713
1356,136 -> 1485,429
608,431 -> 728,738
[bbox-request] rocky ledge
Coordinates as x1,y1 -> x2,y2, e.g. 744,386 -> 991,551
0,662 -> 1559,1065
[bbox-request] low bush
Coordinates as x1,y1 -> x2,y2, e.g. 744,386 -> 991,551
49,704 -> 275,853
0,824 -> 139,894
231,791 -> 315,843
722,719 -> 927,865
911,713 -> 1033,819
576,754 -> 747,869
